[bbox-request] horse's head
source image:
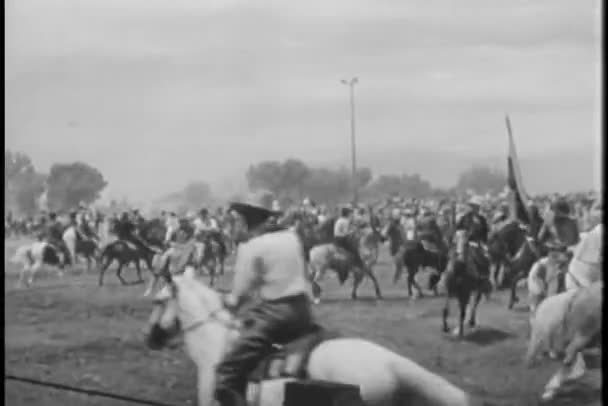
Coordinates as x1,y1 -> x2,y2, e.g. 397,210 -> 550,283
145,267 -> 233,350
453,229 -> 468,261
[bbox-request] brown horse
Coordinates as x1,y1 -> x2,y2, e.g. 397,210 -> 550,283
381,220 -> 448,299
441,230 -> 492,338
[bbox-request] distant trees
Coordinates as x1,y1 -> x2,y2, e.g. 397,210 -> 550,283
363,173 -> 434,200
46,162 -> 108,211
246,158 -> 374,204
455,165 -> 507,195
5,150 -> 46,215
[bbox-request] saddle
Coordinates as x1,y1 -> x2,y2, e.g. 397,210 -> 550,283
248,325 -> 341,382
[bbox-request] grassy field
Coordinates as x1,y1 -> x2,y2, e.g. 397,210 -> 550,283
4,238 -> 602,406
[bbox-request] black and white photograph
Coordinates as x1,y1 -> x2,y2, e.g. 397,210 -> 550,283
5,0 -> 603,405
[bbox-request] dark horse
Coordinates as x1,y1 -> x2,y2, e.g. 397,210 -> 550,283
381,220 -> 448,298
487,221 -> 546,309
441,230 -> 492,338
98,218 -> 165,286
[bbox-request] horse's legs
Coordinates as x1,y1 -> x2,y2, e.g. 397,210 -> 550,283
116,262 -> 128,285
219,254 -> 225,276
412,267 -> 424,298
17,264 -> 30,288
98,256 -> 112,286
393,258 -> 404,284
208,259 -> 216,287
27,261 -> 45,286
309,263 -> 324,304
562,331 -> 590,379
455,293 -> 471,338
144,257 -> 166,297
134,260 -> 144,284
143,274 -> 159,297
442,295 -> 451,333
508,272 -> 521,310
405,266 -> 414,297
407,266 -> 423,299
85,255 -> 92,273
351,269 -> 364,300
468,290 -> 483,328
542,348 -> 588,402
364,265 -> 382,299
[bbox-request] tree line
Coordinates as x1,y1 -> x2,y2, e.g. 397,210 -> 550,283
5,149 -> 508,216
245,158 -> 508,205
5,150 -> 107,215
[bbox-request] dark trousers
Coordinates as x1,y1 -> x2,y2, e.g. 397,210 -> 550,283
47,238 -> 71,265
215,294 -> 313,406
333,236 -> 364,267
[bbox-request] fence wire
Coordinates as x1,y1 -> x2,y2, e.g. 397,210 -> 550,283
5,374 -> 184,406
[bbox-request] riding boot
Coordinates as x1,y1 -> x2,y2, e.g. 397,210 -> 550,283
215,387 -> 247,406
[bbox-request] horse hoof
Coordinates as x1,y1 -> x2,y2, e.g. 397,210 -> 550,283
541,389 -> 556,401
313,298 -> 320,305
452,327 -> 462,337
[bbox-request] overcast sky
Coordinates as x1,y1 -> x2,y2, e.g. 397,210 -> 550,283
5,0 -> 602,200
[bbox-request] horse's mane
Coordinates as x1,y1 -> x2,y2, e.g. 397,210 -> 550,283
173,272 -> 223,309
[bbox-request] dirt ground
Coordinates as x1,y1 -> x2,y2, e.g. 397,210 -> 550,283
4,238 -> 602,406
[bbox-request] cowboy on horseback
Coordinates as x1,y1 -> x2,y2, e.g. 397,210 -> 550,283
417,207 -> 445,253
215,197 -> 313,406
455,196 -> 491,282
333,206 -> 365,268
115,212 -> 154,253
193,208 -> 226,256
44,212 -> 71,266
536,198 -> 581,291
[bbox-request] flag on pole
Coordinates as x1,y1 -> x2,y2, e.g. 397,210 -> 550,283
506,115 -> 530,224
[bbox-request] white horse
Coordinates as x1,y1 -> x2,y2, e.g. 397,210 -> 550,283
10,241 -> 65,288
525,281 -> 602,401
62,225 -> 78,267
565,224 -> 602,290
526,254 -> 567,317
308,241 -> 382,304
145,268 -> 476,406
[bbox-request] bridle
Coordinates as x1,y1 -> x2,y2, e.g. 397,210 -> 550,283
154,281 -> 241,336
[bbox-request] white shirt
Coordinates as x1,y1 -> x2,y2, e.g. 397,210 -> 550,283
334,217 -> 350,237
166,216 -> 179,230
193,217 -> 218,233
231,230 -> 310,301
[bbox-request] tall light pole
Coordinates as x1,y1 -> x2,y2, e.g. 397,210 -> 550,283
341,77 -> 358,204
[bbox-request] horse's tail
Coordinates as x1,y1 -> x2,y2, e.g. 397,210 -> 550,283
390,356 -> 471,406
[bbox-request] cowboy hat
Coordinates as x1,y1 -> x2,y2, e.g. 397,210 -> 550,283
229,193 -> 282,229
